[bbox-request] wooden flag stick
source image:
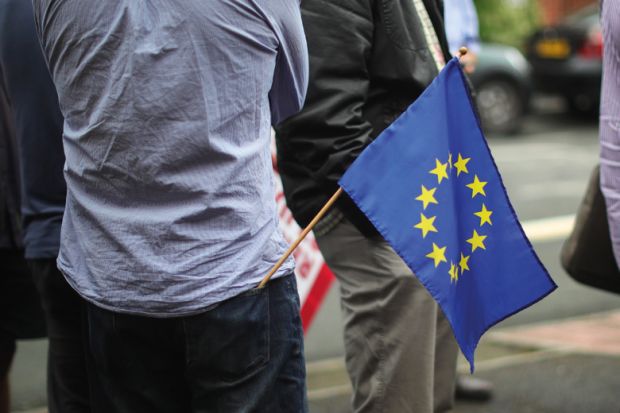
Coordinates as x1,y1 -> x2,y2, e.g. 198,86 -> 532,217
258,187 -> 344,289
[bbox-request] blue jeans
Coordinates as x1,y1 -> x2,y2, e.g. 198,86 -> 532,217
84,274 -> 307,413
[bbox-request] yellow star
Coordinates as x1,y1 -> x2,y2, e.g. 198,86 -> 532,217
459,253 -> 470,273
474,204 -> 493,226
466,175 -> 487,198
414,213 -> 438,238
449,261 -> 459,283
467,230 -> 487,252
429,159 -> 449,184
415,185 -> 438,210
426,243 -> 447,268
453,153 -> 471,176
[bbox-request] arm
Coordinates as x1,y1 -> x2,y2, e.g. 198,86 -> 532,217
269,0 -> 309,125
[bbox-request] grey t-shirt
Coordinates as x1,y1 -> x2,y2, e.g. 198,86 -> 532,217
32,0 -> 308,316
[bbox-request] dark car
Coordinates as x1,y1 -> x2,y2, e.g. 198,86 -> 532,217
526,5 -> 602,114
470,43 -> 532,135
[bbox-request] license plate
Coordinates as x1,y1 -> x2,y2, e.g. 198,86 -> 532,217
535,39 -> 570,59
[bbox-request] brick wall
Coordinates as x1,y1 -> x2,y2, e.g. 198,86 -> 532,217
538,0 -> 596,25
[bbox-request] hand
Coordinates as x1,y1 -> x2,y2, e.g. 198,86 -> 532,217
457,47 -> 478,74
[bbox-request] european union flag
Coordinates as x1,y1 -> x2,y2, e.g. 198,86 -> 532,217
339,57 -> 557,371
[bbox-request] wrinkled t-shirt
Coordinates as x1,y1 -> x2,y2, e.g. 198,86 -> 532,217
32,0 -> 308,316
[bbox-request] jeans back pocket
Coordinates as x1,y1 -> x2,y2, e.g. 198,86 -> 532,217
186,287 -> 270,384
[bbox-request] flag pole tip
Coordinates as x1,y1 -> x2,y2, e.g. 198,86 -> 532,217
458,47 -> 468,57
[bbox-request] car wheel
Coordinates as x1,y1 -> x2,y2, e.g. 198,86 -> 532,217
475,78 -> 525,135
567,93 -> 599,118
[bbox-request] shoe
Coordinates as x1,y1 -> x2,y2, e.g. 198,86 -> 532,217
455,375 -> 493,401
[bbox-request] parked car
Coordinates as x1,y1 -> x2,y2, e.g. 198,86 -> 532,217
525,5 -> 602,114
470,43 -> 532,135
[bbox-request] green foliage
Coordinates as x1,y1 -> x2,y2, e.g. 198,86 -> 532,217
473,0 -> 540,49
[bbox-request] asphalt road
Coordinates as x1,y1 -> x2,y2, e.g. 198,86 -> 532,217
304,103 -> 620,412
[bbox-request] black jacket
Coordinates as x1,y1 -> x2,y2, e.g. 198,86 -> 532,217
0,78 -> 22,249
275,0 -> 451,236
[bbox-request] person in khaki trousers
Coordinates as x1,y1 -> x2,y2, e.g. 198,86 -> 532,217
275,0 -> 459,411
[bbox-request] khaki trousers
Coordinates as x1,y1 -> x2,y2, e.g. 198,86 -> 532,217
315,219 -> 458,413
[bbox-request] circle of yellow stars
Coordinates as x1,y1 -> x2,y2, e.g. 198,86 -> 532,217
413,153 -> 493,284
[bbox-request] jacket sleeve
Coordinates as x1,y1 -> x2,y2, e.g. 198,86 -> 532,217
275,0 -> 379,235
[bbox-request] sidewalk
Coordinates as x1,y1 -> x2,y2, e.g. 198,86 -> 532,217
14,310 -> 620,413
308,310 -> 620,413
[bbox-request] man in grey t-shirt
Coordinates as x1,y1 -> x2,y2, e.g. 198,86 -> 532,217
33,1 -> 309,411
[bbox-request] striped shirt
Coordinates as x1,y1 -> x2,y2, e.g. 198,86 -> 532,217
599,0 -> 620,266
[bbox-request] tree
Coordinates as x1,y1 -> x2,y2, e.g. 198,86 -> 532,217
474,0 -> 540,49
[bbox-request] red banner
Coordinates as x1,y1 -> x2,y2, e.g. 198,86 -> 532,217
272,139 -> 335,332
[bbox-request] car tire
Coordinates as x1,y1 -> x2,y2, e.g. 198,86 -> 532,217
566,93 -> 599,118
475,78 -> 525,135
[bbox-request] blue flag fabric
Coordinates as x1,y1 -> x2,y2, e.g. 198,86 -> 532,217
339,57 -> 557,371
